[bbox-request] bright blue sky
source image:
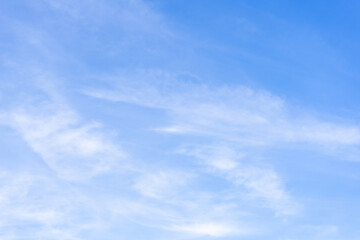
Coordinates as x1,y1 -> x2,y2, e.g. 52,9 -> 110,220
1,1 -> 360,239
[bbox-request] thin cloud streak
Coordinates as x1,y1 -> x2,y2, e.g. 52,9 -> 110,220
83,70 -> 360,149
1,0 -> 360,239
4,102 -> 125,181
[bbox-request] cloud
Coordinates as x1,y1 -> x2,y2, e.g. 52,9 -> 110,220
83,69 -> 360,149
80,69 -> 360,219
42,0 -> 170,38
5,102 -> 124,180
179,145 -> 299,215
1,0 -> 358,238
170,222 -> 243,237
0,171 -> 93,240
231,166 -> 298,215
82,69 -> 360,169
81,70 -> 304,217
110,196 -> 252,238
133,170 -> 193,200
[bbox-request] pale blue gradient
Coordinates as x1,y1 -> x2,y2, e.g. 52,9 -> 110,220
1,1 -> 360,240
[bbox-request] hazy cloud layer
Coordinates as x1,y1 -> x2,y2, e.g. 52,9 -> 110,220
1,0 -> 359,239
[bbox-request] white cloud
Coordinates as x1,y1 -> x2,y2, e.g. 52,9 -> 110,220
1,0 -> 356,238
79,69 -> 358,218
133,170 -> 192,200
0,171 -> 83,239
109,196 -> 253,238
83,70 -> 360,149
179,145 -> 299,215
178,145 -> 241,170
6,103 -> 124,180
42,0 -> 170,38
231,166 -> 298,215
170,222 -> 242,237
82,72 -> 304,217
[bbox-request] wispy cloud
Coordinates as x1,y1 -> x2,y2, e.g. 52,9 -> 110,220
5,102 -> 124,180
83,69 -> 360,149
169,222 -> 245,237
110,195 -> 253,238
179,145 -> 299,215
82,68 -> 360,220
0,171 -> 99,240
133,170 -> 193,200
2,0 -> 360,239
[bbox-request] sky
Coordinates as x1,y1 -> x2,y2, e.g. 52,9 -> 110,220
1,0 -> 360,239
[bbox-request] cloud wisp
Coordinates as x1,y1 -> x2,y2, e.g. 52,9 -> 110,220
83,70 -> 360,150
82,69 -> 360,224
5,103 -> 124,181
2,0 -> 360,239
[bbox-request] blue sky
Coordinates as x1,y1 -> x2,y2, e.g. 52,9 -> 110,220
1,0 -> 360,239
